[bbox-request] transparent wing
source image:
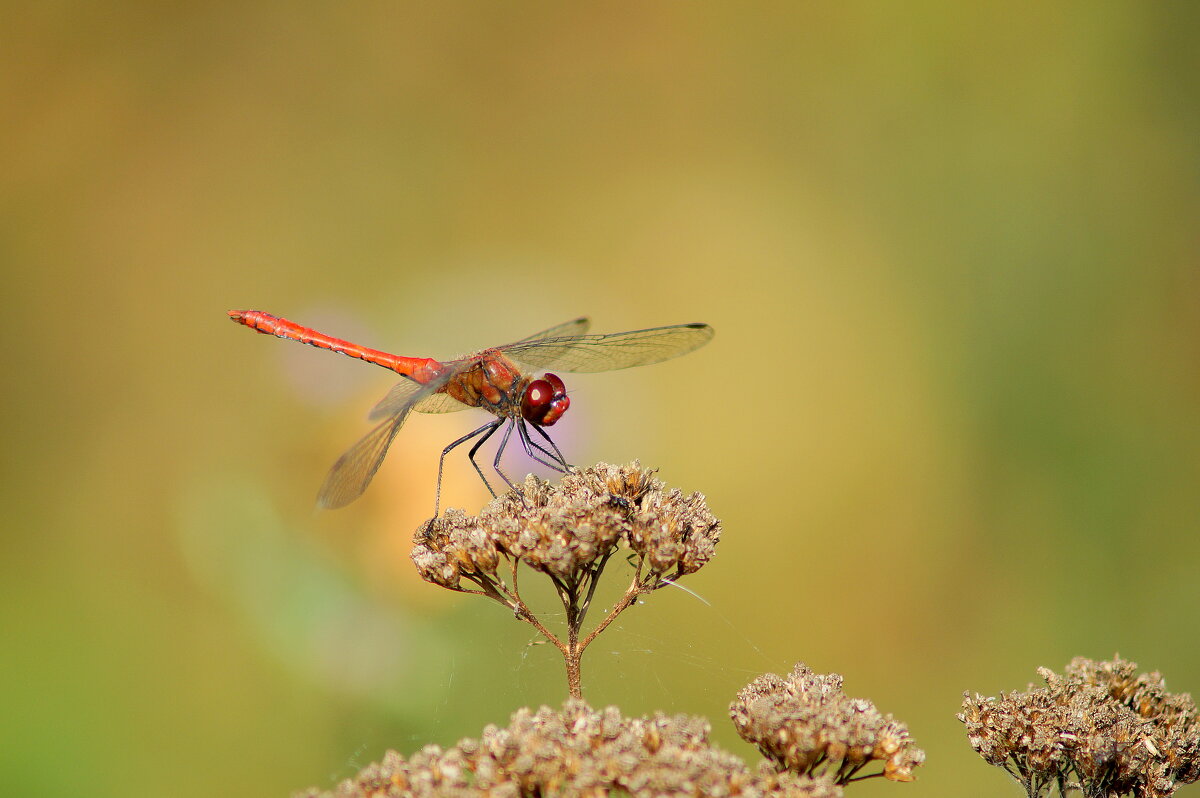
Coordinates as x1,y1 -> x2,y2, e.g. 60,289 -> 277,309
321,370 -> 458,507
414,391 -> 469,414
317,413 -> 408,509
515,317 -> 591,342
367,378 -> 423,421
497,323 -> 714,373
368,376 -> 468,421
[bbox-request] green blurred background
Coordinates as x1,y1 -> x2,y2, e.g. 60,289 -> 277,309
3,3 -> 1199,796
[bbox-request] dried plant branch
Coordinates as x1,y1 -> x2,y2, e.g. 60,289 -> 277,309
578,576 -> 644,652
410,462 -> 720,698
296,460 -> 947,797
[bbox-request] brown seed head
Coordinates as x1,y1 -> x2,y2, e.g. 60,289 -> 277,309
730,663 -> 925,785
410,508 -> 502,590
959,656 -> 1200,798
298,701 -> 843,797
410,462 -> 721,590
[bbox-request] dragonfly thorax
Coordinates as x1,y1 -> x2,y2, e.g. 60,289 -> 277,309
522,373 -> 569,426
441,351 -> 569,425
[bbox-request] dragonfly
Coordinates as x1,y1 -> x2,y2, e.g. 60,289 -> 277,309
228,310 -> 714,512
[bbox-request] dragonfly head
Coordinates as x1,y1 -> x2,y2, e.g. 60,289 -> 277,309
521,373 -> 569,426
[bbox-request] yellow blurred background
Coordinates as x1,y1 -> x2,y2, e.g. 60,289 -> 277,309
3,3 -> 1199,796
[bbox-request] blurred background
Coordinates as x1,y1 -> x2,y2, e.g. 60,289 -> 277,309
3,3 -> 1199,796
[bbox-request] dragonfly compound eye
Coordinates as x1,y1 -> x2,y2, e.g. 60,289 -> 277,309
522,373 -> 570,426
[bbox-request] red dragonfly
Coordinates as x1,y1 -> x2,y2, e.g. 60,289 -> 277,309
229,310 -> 714,511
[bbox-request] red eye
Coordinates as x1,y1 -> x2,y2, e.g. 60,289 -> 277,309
522,373 -> 570,426
522,379 -> 554,424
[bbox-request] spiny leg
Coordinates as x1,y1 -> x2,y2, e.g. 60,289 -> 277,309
517,420 -> 568,473
464,418 -> 506,497
436,418 -> 503,516
528,421 -> 571,469
520,421 -> 566,469
489,419 -> 520,495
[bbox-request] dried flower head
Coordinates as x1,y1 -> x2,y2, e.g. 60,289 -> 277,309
959,655 -> 1200,798
410,462 -> 721,699
730,663 -> 925,785
298,701 -> 843,798
412,462 -> 719,591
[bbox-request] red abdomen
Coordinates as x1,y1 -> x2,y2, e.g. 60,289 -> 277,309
228,310 -> 441,381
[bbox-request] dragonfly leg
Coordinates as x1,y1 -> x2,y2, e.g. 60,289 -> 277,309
436,418 -> 503,516
488,420 -> 520,497
528,421 -> 571,469
517,420 -> 568,473
464,418 -> 506,499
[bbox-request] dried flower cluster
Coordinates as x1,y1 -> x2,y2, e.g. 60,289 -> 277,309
412,462 -> 719,592
410,462 -> 721,697
959,656 -> 1200,798
298,701 -> 843,798
730,663 -> 925,785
